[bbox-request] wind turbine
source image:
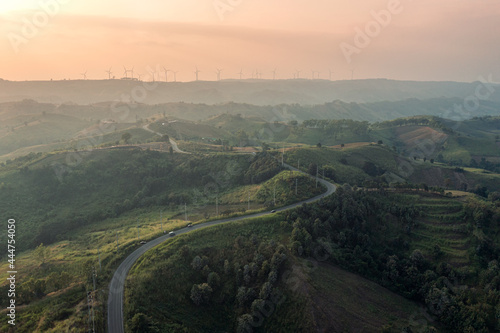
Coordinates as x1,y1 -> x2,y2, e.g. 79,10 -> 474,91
311,70 -> 315,80
149,69 -> 156,82
172,71 -> 178,82
351,68 -> 354,80
216,68 -> 223,81
137,73 -> 144,81
238,69 -> 244,80
255,69 -> 261,79
194,66 -> 201,81
130,67 -> 134,79
295,69 -> 301,79
329,69 -> 334,80
123,66 -> 128,79
163,67 -> 170,82
105,68 -> 113,80
81,71 -> 87,80
272,68 -> 277,80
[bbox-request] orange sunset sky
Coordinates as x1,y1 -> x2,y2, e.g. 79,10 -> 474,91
0,0 -> 498,82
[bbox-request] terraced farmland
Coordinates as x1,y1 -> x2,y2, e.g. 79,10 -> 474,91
412,195 -> 470,267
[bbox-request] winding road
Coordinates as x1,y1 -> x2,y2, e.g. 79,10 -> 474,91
142,123 -> 189,154
107,163 -> 336,333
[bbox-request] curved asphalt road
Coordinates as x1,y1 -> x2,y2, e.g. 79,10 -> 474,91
107,163 -> 336,333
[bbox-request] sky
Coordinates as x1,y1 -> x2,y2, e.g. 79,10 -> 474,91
0,0 -> 499,82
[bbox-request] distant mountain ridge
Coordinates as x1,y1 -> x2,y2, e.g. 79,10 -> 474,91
1,78 -> 499,105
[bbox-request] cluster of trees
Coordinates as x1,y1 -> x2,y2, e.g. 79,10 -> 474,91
282,186 -> 500,332
470,157 -> 500,173
186,237 -> 289,332
373,116 -> 448,132
302,119 -> 369,137
243,153 -> 282,184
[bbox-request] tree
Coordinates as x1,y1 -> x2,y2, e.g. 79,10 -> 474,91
362,161 -> 379,177
190,283 -> 213,305
122,132 -> 132,144
316,142 -> 322,148
377,140 -> 383,145
34,243 -> 49,264
169,146 -> 174,154
308,163 -> 318,176
207,272 -> 221,288
191,256 -> 203,271
236,314 -> 253,333
130,313 -> 151,333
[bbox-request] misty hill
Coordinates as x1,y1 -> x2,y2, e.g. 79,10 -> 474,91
1,78 -> 499,105
1,97 -> 500,162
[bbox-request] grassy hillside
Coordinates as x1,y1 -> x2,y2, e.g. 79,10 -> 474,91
0,147 -> 330,332
0,149 -> 289,253
0,113 -> 91,156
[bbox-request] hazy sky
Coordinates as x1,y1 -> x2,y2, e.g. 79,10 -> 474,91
0,0 -> 498,82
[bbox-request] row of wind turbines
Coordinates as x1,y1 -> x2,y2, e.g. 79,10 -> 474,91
79,67 -> 354,82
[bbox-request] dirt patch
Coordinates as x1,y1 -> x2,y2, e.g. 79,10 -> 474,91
396,126 -> 447,152
291,261 -> 432,332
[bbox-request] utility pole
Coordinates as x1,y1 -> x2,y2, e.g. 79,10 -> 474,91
136,219 -> 139,241
273,186 -> 276,206
297,159 -> 300,171
282,146 -> 284,166
116,231 -> 118,252
160,210 -> 163,233
316,165 -> 319,188
91,267 -> 96,333
184,203 -> 187,221
295,178 -> 298,195
86,287 -> 91,333
216,194 -> 219,217
248,192 -> 250,211
98,247 -> 101,272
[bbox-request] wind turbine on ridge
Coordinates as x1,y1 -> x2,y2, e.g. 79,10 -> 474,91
150,69 -> 157,82
163,67 -> 170,82
238,69 -> 244,80
81,71 -> 87,80
272,68 -> 277,80
194,66 -> 201,81
216,68 -> 223,81
106,68 -> 113,80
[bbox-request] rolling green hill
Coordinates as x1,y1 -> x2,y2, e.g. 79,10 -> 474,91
124,213 -> 430,333
124,184 -> 500,332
